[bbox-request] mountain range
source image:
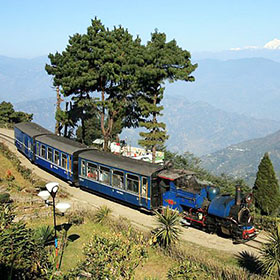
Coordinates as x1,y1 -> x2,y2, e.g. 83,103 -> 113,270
1,46 -> 280,179
201,129 -> 280,185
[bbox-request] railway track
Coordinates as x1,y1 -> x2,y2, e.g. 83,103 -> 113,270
241,232 -> 268,250
243,238 -> 264,250
0,132 -> 14,145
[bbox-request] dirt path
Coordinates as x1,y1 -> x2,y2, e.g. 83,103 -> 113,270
0,127 -> 264,255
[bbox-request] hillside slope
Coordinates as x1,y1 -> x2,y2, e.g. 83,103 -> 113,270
201,130 -> 280,184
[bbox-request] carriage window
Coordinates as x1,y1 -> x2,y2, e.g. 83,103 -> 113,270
69,157 -> 72,171
28,140 -> 31,150
81,160 -> 86,176
112,170 -> 124,189
41,145 -> 46,158
36,143 -> 39,155
54,150 -> 60,165
61,153 -> 67,169
99,166 -> 110,184
127,174 -> 139,193
47,147 -> 53,162
87,162 -> 98,180
142,177 -> 148,196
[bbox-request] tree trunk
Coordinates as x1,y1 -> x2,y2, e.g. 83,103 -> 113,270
81,118 -> 85,144
100,88 -> 107,150
100,85 -> 117,152
152,93 -> 157,163
55,86 -> 63,135
63,124 -> 68,137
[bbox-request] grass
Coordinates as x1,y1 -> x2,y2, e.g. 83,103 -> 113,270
134,247 -> 175,279
0,153 -> 31,191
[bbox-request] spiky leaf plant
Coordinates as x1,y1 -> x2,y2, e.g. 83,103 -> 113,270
152,207 -> 182,249
34,225 -> 54,247
94,205 -> 112,224
260,223 -> 280,278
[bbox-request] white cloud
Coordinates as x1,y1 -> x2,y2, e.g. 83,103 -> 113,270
230,46 -> 259,51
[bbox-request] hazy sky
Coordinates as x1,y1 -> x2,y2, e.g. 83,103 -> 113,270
1,0 -> 280,58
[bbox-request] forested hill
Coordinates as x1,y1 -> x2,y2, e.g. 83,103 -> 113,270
201,129 -> 280,185
14,95 -> 280,156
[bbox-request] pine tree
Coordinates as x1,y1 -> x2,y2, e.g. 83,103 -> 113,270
137,31 -> 197,162
46,18 -> 141,150
0,101 -> 32,124
253,152 -> 280,215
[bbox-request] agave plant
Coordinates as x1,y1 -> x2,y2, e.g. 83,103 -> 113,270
94,205 -> 112,224
260,223 -> 280,277
34,225 -> 54,247
152,207 -> 182,248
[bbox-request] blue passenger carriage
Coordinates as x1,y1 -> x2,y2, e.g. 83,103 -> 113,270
14,122 -> 51,161
78,150 -> 163,210
34,134 -> 88,183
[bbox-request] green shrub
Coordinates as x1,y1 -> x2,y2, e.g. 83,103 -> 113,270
0,193 -> 11,204
93,205 -> 112,224
67,211 -> 85,225
259,223 -> 280,278
151,207 -> 182,249
0,204 -> 51,279
66,231 -> 147,279
254,214 -> 280,231
34,225 -> 54,247
167,260 -> 204,279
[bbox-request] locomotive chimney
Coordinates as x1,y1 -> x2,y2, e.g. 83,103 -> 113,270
235,185 -> 242,206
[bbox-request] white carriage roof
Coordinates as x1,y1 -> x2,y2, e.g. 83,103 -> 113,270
36,134 -> 88,155
79,149 -> 164,177
158,169 -> 196,181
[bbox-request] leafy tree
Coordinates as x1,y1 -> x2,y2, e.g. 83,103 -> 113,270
152,207 -> 182,249
253,153 -> 280,215
138,31 -> 197,162
0,101 -> 33,125
76,99 -> 102,145
66,231 -> 147,279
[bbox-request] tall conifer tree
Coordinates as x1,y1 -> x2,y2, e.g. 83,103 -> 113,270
253,152 -> 280,215
137,31 -> 197,162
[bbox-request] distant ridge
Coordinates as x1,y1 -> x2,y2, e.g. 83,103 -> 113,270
201,130 -> 280,185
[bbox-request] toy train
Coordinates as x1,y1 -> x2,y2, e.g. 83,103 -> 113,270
14,122 -> 257,241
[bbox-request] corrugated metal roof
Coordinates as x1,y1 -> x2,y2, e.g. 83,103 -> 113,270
14,122 -> 52,137
158,169 -> 196,181
79,150 -> 164,176
36,134 -> 88,155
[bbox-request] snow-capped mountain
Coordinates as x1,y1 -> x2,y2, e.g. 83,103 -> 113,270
264,38 -> 280,49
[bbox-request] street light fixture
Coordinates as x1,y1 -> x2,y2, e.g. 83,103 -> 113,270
38,182 -> 70,258
45,182 -> 59,245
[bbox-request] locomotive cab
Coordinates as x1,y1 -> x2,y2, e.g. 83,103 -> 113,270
158,169 -> 257,242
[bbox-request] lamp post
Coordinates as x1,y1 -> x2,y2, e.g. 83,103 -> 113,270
38,182 -> 70,256
46,182 -> 59,243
